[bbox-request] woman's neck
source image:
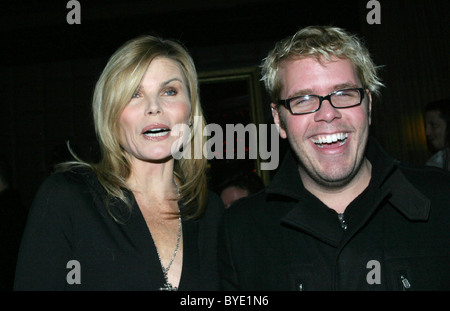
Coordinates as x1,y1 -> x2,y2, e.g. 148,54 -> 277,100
127,158 -> 179,207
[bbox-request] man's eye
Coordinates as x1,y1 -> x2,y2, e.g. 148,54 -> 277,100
292,96 -> 312,105
335,90 -> 357,97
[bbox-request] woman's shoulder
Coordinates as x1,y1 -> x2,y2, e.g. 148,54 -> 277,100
207,190 -> 225,213
195,190 -> 224,225
34,166 -> 101,208
207,190 -> 224,208
42,166 -> 96,190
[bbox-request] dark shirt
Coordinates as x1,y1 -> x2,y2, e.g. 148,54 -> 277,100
14,168 -> 223,290
219,138 -> 450,290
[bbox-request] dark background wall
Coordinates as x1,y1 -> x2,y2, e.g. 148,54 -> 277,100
1,0 -> 449,208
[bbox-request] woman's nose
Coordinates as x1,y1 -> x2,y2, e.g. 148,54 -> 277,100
145,97 -> 162,115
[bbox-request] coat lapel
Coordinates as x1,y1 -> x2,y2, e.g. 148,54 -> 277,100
268,138 -> 431,249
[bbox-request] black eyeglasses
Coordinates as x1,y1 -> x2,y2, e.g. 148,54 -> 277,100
277,88 -> 366,115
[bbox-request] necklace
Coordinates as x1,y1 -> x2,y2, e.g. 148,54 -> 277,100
157,178 -> 182,291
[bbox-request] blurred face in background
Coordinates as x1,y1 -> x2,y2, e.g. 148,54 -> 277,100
425,110 -> 447,151
220,186 -> 249,208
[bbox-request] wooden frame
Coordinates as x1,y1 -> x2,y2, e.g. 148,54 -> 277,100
198,66 -> 270,187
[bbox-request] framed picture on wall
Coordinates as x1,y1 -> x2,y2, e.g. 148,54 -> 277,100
198,66 -> 275,191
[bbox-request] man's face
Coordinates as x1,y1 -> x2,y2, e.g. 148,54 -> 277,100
271,56 -> 372,189
424,109 -> 447,151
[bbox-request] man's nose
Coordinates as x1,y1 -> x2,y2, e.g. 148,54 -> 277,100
313,99 -> 342,123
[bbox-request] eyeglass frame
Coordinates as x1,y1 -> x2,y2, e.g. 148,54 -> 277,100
277,87 -> 366,115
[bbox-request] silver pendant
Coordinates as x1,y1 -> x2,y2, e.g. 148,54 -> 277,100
159,282 -> 178,291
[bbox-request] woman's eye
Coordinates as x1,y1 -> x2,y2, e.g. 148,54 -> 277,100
163,88 -> 178,96
131,90 -> 142,99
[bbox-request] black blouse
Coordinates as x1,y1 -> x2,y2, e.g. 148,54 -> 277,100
14,168 -> 223,290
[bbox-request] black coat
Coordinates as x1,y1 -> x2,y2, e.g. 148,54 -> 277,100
219,138 -> 450,290
14,167 -> 223,290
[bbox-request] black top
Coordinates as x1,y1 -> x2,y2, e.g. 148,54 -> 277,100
14,168 -> 223,290
219,137 -> 450,290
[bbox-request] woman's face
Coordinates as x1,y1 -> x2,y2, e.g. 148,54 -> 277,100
119,57 -> 191,165
425,110 -> 447,151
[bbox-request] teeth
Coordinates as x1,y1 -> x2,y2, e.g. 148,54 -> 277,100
148,128 -> 167,132
144,131 -> 169,137
312,133 -> 348,146
144,128 -> 170,137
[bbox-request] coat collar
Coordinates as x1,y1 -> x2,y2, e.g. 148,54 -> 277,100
366,137 -> 430,221
268,137 -> 430,245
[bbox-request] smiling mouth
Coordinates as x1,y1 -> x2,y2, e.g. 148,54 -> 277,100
143,128 -> 171,137
311,133 -> 348,148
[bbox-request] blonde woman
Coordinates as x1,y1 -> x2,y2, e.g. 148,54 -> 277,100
14,36 -> 223,290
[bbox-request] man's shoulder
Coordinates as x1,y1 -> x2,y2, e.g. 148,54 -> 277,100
223,188 -> 289,225
395,164 -> 450,213
398,163 -> 450,191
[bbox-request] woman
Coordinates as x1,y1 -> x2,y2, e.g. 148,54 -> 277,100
424,98 -> 450,171
14,36 -> 223,290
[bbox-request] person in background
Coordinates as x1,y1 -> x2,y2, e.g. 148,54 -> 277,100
424,98 -> 450,170
218,25 -> 450,290
14,35 -> 223,291
218,172 -> 264,208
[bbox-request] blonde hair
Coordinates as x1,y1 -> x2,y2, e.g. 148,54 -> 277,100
59,35 -> 208,220
261,25 -> 384,102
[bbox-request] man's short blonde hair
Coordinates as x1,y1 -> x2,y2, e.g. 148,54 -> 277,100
261,25 -> 384,102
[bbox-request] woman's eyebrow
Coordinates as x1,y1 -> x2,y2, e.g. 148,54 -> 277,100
133,77 -> 183,93
161,77 -> 183,86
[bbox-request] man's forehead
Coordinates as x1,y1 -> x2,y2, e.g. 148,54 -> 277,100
278,56 -> 360,96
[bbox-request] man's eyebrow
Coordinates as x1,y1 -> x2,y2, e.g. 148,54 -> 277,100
288,82 -> 360,98
288,89 -> 315,98
331,82 -> 359,91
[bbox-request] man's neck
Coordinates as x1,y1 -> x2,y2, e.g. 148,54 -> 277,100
300,159 -> 372,214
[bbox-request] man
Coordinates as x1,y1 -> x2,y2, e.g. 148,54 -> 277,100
218,26 -> 450,290
424,98 -> 450,170
218,172 -> 265,208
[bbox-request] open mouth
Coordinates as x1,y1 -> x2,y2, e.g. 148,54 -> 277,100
143,128 -> 171,137
311,133 -> 348,148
